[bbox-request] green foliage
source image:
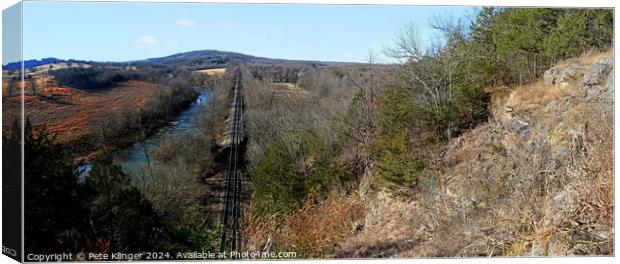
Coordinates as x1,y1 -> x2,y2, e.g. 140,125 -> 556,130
21,120 -> 87,254
15,119 -> 214,255
252,130 -> 353,216
52,67 -> 140,90
484,8 -> 612,83
373,132 -> 424,192
393,7 -> 611,140
491,8 -> 560,56
330,67 -> 347,78
373,89 -> 426,192
543,9 -> 613,60
464,7 -> 611,125
375,7 -> 612,195
253,138 -> 306,216
454,82 -> 490,131
83,150 -> 168,252
378,86 -> 416,136
372,130 -> 424,191
2,119 -> 22,251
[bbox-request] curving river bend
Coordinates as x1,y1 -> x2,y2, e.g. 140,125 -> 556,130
78,88 -> 211,181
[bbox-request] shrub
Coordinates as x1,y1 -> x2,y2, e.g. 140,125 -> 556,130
52,67 -> 138,90
252,138 -> 307,216
15,119 -> 214,255
21,120 -> 88,254
244,193 -> 366,258
83,150 -> 169,252
372,132 -> 425,193
251,130 -> 353,216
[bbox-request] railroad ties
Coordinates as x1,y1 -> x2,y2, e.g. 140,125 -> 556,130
220,69 -> 244,255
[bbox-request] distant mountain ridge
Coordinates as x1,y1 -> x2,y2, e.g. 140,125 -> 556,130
3,49 -> 357,71
3,57 -> 65,71
2,57 -> 95,71
146,49 -> 356,68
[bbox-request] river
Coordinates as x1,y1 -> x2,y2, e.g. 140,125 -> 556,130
78,88 -> 211,181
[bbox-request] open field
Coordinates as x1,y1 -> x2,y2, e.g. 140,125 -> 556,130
32,62 -> 91,72
271,82 -> 296,89
27,62 -> 93,77
270,81 -> 309,96
2,80 -> 165,143
194,67 -> 226,76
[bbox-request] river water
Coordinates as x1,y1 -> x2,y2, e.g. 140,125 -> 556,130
78,88 -> 211,180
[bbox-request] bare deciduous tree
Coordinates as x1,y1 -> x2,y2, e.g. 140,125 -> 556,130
7,77 -> 17,97
339,52 -> 386,167
385,19 -> 484,140
28,76 -> 37,95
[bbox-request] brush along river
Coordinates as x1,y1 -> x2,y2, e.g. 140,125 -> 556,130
78,88 -> 211,182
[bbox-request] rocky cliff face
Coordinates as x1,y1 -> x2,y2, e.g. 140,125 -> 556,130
336,51 -> 614,257
544,58 -> 613,101
442,54 -> 613,256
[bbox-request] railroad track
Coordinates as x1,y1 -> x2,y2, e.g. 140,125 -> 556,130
220,69 -> 244,254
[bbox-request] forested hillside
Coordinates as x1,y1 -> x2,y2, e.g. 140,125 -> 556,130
146,49 -> 354,70
242,7 -> 614,257
3,59 -> 226,256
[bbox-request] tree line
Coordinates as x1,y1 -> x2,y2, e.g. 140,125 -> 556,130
370,7 -> 612,192
2,66 -> 215,256
2,120 -> 215,256
383,7 -> 613,143
242,7 -> 614,255
247,65 -> 302,83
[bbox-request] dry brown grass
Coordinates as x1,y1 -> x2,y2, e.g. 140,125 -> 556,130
194,67 -> 226,76
271,82 -> 296,89
569,105 -> 614,252
334,191 -> 424,258
2,78 -> 22,97
333,49 -> 614,257
555,49 -> 613,68
2,80 -> 165,143
494,49 -> 612,116
444,51 -> 613,256
269,82 -> 310,97
283,194 -> 366,257
244,192 -> 366,258
502,80 -> 577,113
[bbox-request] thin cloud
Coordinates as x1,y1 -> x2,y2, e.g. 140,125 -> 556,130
136,35 -> 158,45
176,18 -> 197,27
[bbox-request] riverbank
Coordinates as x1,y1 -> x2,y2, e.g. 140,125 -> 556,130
1,80 -> 168,144
115,88 -> 210,179
69,83 -> 199,162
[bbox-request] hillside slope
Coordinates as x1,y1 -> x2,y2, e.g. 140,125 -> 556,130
335,51 -> 614,257
2,80 -> 165,144
146,49 -> 356,69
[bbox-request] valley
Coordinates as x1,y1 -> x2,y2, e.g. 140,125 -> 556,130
2,5 -> 614,260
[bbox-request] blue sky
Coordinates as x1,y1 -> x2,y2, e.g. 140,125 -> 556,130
22,2 -> 473,63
